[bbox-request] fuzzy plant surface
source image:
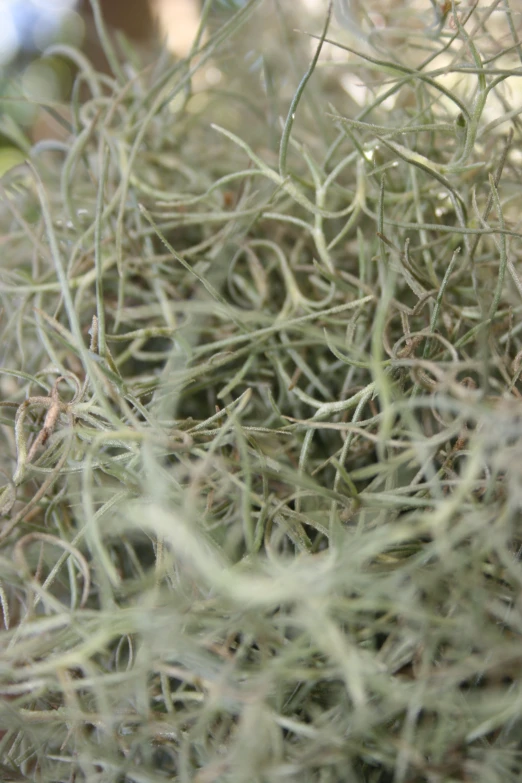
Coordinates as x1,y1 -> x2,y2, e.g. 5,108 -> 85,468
1,1 -> 522,781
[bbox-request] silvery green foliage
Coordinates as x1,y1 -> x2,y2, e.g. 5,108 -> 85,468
334,0 -> 446,42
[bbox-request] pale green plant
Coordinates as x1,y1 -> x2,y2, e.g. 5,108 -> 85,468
1,1 -> 522,782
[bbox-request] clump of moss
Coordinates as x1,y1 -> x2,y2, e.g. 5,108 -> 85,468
1,1 -> 522,781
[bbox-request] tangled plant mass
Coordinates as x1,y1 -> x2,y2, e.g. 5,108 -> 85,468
1,1 -> 522,781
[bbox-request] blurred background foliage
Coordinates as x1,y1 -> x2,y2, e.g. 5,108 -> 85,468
0,0 -> 207,173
